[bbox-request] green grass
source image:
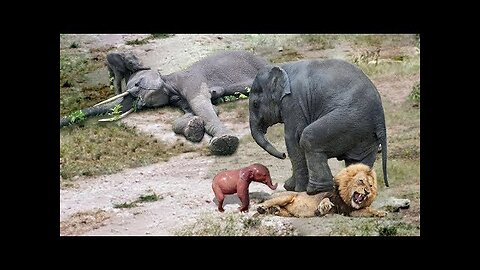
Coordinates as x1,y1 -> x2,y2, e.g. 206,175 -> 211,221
410,81 -> 420,105
175,212 -> 296,236
300,34 -> 336,50
328,216 -> 419,236
60,50 -> 113,116
60,120 -> 196,180
125,34 -> 174,45
351,53 -> 420,79
382,99 -> 420,160
269,48 -> 304,63
113,192 -> 163,209
138,192 -> 162,202
341,34 -> 416,47
113,202 -> 138,209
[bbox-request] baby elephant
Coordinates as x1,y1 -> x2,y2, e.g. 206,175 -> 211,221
212,163 -> 278,212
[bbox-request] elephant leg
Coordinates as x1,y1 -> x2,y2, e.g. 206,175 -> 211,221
304,151 -> 334,195
284,126 -> 309,191
344,148 -> 377,167
189,95 -> 239,155
172,113 -> 205,143
300,115 -> 348,195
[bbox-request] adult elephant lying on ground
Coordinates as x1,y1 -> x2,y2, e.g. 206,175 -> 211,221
60,51 -> 269,156
248,59 -> 389,195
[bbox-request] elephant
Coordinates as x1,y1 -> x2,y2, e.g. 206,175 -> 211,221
248,59 -> 389,195
212,163 -> 277,212
60,50 -> 269,156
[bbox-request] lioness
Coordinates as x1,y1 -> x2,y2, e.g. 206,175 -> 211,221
257,164 -> 387,218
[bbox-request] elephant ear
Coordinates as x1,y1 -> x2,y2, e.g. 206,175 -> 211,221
267,66 -> 291,101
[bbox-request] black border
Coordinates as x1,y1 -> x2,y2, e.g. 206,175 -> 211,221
37,17 -> 434,253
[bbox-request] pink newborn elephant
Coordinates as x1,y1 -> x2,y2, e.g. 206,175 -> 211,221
212,163 -> 278,212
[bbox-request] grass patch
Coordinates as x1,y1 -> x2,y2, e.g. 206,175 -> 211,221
150,33 -> 174,39
69,42 -> 80,48
125,34 -> 174,45
60,85 -> 113,116
349,34 -> 385,47
409,81 -> 420,106
218,100 -> 249,122
300,34 -> 336,50
342,34 -> 416,47
113,191 -> 163,209
381,99 -> 420,161
113,202 -> 138,209
348,50 -> 419,79
60,49 -> 113,116
60,209 -> 111,236
376,158 -> 420,187
329,217 -> 419,236
60,120 -> 195,180
175,212 -> 296,236
138,192 -> 162,202
269,48 -> 304,63
60,51 -> 98,88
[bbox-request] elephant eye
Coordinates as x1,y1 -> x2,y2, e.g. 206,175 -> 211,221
358,179 -> 364,184
253,100 -> 259,108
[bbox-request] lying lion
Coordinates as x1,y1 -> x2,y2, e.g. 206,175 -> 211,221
257,164 -> 387,218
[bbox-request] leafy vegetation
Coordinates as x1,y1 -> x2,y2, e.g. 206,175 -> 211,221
113,192 -> 163,209
410,82 -> 420,103
68,110 -> 86,125
125,34 -> 174,45
60,120 -> 196,180
175,212 -> 296,236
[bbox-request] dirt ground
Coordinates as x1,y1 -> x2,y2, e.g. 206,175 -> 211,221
60,34 -> 420,236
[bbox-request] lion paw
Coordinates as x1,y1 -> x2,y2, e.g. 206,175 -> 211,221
318,198 -> 334,215
375,210 -> 388,217
257,205 -> 267,214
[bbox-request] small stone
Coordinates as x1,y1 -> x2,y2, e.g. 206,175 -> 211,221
278,47 -> 283,52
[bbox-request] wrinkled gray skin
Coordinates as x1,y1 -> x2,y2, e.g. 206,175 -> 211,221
249,59 -> 388,195
60,51 -> 269,156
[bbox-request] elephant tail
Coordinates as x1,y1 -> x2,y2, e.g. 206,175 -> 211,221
377,129 -> 389,187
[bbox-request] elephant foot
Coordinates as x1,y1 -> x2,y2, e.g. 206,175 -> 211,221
295,184 -> 307,192
283,177 -> 296,191
306,180 -> 334,195
209,134 -> 239,156
184,116 -> 205,143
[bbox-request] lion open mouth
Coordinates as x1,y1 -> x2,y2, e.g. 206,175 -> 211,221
352,192 -> 367,205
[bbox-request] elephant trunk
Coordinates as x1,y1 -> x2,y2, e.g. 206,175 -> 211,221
60,95 -> 134,128
266,178 -> 278,190
249,116 -> 286,159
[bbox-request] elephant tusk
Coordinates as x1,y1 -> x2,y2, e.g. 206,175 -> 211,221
98,108 -> 134,122
93,92 -> 129,107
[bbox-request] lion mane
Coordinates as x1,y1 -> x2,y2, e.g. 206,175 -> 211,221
257,163 -> 387,218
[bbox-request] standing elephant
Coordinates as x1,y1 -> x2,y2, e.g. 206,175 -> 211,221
212,163 -> 277,212
248,59 -> 389,195
60,51 -> 269,156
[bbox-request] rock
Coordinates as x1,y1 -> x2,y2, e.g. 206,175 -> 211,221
278,47 -> 283,52
381,197 -> 411,212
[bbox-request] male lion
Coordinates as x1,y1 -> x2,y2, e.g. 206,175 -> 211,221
256,164 -> 387,218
